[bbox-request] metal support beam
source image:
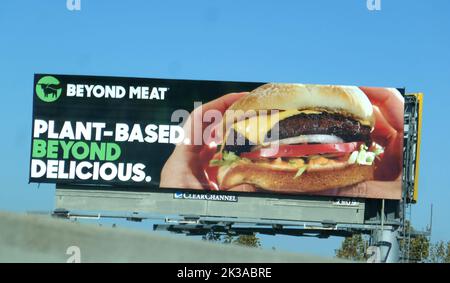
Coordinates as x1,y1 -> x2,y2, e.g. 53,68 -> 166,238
371,228 -> 400,263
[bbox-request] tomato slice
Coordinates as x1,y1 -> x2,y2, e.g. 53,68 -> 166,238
240,142 -> 362,159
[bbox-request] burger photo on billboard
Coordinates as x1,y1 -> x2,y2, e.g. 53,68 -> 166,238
207,83 -> 384,194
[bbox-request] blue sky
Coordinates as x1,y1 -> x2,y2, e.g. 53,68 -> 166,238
1,0 -> 449,257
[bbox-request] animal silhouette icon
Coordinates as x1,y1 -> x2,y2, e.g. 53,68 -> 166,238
38,83 -> 61,98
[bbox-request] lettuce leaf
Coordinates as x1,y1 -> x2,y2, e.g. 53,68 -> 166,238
348,144 -> 383,166
294,166 -> 308,179
209,151 -> 242,167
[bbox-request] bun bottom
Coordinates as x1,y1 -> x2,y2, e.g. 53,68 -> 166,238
218,163 -> 374,193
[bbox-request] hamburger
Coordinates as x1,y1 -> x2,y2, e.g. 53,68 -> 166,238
207,83 -> 384,193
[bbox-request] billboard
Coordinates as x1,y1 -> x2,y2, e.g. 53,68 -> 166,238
30,74 -> 404,200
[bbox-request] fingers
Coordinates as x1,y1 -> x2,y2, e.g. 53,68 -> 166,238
360,87 -> 404,180
201,92 -> 248,114
189,92 -> 248,124
374,132 -> 403,180
189,92 -> 248,144
371,106 -> 397,147
360,87 -> 404,132
182,92 -> 248,146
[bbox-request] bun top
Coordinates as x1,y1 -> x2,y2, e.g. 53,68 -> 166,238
228,83 -> 375,127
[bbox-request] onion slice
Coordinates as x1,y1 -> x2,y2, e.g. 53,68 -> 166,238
264,134 -> 344,145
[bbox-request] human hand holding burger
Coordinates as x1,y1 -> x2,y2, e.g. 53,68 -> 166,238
161,84 -> 404,197
359,87 -> 404,181
160,92 -> 248,189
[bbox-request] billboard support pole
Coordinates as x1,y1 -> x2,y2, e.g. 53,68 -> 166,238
372,199 -> 401,263
372,227 -> 400,263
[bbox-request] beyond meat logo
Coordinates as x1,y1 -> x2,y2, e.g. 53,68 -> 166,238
36,76 -> 62,103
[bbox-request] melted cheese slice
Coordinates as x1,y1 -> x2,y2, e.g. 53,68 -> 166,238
230,109 -> 321,144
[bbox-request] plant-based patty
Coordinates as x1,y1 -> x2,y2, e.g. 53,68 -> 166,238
274,113 -> 371,144
223,112 -> 371,154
